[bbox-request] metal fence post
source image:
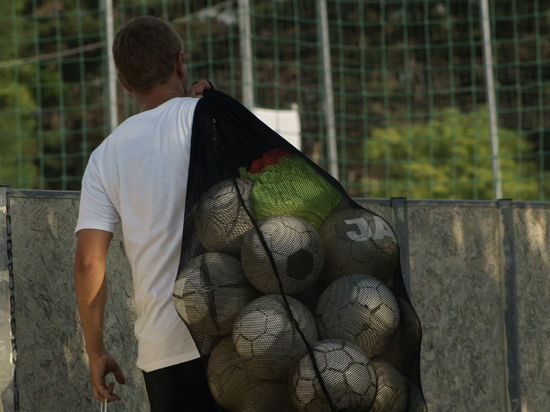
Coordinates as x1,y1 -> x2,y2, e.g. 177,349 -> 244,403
317,0 -> 339,179
498,199 -> 522,412
0,186 -> 16,412
238,0 -> 254,108
103,0 -> 118,131
480,0 -> 502,199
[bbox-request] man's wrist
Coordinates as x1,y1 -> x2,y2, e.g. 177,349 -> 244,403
86,344 -> 107,359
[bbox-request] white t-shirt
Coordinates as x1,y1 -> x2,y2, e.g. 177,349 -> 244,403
75,97 -> 201,372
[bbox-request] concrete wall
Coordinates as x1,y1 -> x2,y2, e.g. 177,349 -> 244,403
1,190 -> 549,411
406,201 -> 508,411
512,204 -> 550,411
1,189 -> 148,412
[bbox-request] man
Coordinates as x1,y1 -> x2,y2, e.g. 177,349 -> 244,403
73,16 -> 219,411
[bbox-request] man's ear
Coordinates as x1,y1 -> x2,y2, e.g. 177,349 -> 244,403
117,73 -> 133,93
175,51 -> 187,80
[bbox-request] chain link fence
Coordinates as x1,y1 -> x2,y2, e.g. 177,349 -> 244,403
0,0 -> 549,200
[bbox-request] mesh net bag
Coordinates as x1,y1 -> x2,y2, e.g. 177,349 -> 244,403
172,89 -> 426,412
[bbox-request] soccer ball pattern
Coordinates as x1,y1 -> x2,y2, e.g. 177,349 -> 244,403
319,208 -> 399,285
194,178 -> 255,256
173,253 -> 257,336
406,379 -> 428,412
207,337 -> 253,411
316,274 -> 400,357
232,294 -> 318,380
239,381 -> 296,412
290,339 -> 377,412
379,297 -> 423,371
369,359 -> 408,412
241,214 -> 324,294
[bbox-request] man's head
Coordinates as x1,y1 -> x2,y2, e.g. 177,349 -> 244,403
113,16 -> 185,95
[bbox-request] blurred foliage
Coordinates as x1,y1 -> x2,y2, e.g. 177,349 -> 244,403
364,107 -> 547,200
0,0 -> 38,186
0,0 -> 548,198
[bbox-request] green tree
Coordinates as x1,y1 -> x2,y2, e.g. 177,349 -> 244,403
1,0 -> 548,192
0,80 -> 38,186
364,107 -> 546,200
0,0 -> 39,187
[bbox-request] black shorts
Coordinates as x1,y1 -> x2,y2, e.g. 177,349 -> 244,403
142,357 -> 221,412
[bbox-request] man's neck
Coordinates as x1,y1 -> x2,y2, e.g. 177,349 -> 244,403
136,80 -> 187,112
137,90 -> 183,112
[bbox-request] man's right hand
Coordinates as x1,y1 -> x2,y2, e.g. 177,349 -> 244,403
187,79 -> 216,98
88,350 -> 126,402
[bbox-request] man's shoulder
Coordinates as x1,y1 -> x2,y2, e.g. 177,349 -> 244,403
90,97 -> 199,157
115,97 -> 199,129
155,96 -> 200,120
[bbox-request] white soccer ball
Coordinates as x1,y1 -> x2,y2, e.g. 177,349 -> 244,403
194,178 -> 255,256
232,294 -> 318,380
369,359 -> 408,412
290,339 -> 377,412
315,274 -> 400,357
207,337 -> 252,411
241,214 -> 325,294
318,208 -> 398,284
379,297 -> 423,371
293,280 -> 326,314
406,379 -> 428,412
173,253 -> 257,336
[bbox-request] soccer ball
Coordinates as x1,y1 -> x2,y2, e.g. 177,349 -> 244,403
290,339 -> 377,412
173,253 -> 257,336
379,297 -> 422,371
331,197 -> 352,214
293,280 -> 326,313
207,337 -> 252,411
232,294 -> 318,380
318,208 -> 398,284
315,274 -> 400,357
194,178 -> 255,256
239,381 -> 296,412
241,214 -> 325,294
369,359 -> 408,412
406,379 -> 428,412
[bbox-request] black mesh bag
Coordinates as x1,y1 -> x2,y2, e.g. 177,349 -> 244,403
173,89 -> 426,412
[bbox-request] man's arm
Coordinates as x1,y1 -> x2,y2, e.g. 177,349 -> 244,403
74,229 -> 125,402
